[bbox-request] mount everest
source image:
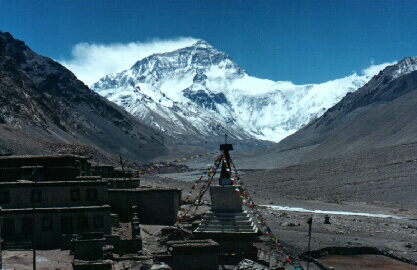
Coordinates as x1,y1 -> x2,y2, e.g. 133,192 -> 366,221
91,40 -> 415,144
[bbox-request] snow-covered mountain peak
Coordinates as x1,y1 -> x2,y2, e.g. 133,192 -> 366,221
91,38 -> 247,96
128,39 -> 243,74
91,43 -> 399,144
192,39 -> 213,49
391,56 -> 417,79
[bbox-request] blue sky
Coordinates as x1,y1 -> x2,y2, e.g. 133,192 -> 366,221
1,0 -> 417,85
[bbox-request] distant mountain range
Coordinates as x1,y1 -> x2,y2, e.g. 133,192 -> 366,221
92,40 -> 379,144
241,58 -> 417,214
0,31 -> 166,162
271,57 -> 417,165
2,32 -> 416,166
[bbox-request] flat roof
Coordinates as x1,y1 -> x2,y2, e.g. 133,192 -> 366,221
1,205 -> 111,213
168,239 -> 219,247
0,180 -> 109,187
108,186 -> 181,192
0,154 -> 88,160
106,178 -> 140,181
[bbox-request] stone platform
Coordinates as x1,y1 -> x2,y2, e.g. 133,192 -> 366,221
194,211 -> 258,233
194,185 -> 258,255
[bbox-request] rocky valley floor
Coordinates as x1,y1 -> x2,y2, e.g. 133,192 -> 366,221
148,142 -> 417,268
144,175 -> 417,268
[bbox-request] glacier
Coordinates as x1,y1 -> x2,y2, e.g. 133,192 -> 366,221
91,40 -> 410,144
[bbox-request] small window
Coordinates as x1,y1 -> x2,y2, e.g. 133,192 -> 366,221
42,216 -> 53,231
78,216 -> 89,229
31,189 -> 42,203
70,188 -> 80,202
93,216 -> 104,229
0,190 -> 10,204
86,189 -> 97,201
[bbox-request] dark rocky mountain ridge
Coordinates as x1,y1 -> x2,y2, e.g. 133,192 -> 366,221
0,31 -> 167,162
271,58 -> 417,164
237,58 -> 417,227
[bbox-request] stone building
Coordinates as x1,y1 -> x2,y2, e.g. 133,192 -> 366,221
1,205 -> 111,248
108,187 -> 181,224
0,154 -> 181,252
0,155 -> 91,182
155,239 -> 220,270
0,180 -> 109,209
91,165 -> 115,178
0,155 -> 109,249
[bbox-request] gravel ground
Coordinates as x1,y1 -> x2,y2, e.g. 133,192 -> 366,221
149,171 -> 417,268
318,255 -> 417,270
147,143 -> 417,267
2,249 -> 73,270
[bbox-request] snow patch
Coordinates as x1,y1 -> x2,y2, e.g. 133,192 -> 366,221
263,205 -> 408,220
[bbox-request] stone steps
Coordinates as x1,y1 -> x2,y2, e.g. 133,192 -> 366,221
195,226 -> 257,233
200,219 -> 254,225
197,222 -> 257,229
204,211 -> 248,216
195,211 -> 258,234
195,228 -> 257,233
203,216 -> 250,222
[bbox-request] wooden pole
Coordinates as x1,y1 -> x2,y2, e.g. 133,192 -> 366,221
0,215 -> 2,269
32,167 -> 39,270
307,217 -> 312,270
32,200 -> 36,270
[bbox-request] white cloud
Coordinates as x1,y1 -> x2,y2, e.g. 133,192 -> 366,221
60,39 -> 399,87
59,37 -> 199,86
361,60 -> 397,78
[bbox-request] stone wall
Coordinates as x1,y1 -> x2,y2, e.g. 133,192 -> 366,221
0,155 -> 91,182
91,165 -> 114,178
74,234 -> 107,261
0,205 -> 111,249
210,185 -> 243,213
108,178 -> 140,189
0,180 -> 109,209
167,240 -> 220,270
108,187 -> 181,224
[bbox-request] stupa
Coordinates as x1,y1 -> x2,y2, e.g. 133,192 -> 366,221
193,142 -> 259,261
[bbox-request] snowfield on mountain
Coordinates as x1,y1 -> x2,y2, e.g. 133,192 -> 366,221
91,41 -> 416,144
